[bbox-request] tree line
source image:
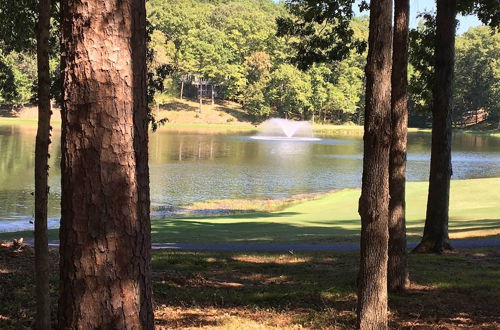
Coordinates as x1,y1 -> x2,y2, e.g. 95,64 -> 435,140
1,0 -> 498,127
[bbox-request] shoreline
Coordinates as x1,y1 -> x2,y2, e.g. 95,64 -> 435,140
1,116 -> 498,137
1,177 -> 499,243
0,189 -> 339,233
2,98 -> 498,136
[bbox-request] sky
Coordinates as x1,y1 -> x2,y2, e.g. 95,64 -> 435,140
354,0 -> 483,34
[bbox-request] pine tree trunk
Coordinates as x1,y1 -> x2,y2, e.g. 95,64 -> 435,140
388,0 -> 410,292
34,0 -> 51,327
356,0 -> 392,328
414,0 -> 456,254
59,0 -> 154,328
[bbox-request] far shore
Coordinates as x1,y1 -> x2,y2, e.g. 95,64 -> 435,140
1,100 -> 499,137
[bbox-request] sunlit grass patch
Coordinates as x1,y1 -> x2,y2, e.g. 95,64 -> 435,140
232,254 -> 313,264
154,306 -> 304,329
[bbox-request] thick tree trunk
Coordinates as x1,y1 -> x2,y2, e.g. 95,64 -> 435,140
388,0 -> 410,292
356,0 -> 392,328
414,0 -> 456,254
59,0 -> 154,329
34,0 -> 51,327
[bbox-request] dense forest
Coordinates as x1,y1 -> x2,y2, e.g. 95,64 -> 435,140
0,0 -> 498,127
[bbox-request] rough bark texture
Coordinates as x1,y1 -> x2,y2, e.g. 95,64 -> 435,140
388,0 -> 410,292
59,0 -> 154,329
34,0 -> 51,327
414,0 -> 456,254
356,0 -> 392,328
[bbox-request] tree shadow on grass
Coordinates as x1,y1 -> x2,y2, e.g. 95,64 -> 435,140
448,218 -> 500,231
151,248 -> 500,328
1,241 -> 500,328
216,103 -> 253,123
406,218 -> 500,236
160,100 -> 199,112
390,247 -> 500,328
151,215 -> 362,244
1,217 -> 498,247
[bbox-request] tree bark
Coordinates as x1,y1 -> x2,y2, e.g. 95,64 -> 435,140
388,0 -> 410,292
356,0 -> 392,328
59,0 -> 154,328
414,0 -> 456,254
34,0 -> 51,327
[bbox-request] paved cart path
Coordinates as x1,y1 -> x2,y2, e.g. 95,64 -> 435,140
27,238 -> 500,251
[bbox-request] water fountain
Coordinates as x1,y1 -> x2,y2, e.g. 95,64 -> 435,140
251,118 -> 321,141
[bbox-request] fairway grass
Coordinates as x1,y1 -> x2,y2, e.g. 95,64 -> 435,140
2,177 -> 499,245
147,177 -> 500,244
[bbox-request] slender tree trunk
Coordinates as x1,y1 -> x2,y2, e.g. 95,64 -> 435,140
132,3 -> 154,326
388,0 -> 410,292
356,0 -> 392,328
59,0 -> 154,328
414,0 -> 456,254
180,80 -> 184,99
34,0 -> 51,327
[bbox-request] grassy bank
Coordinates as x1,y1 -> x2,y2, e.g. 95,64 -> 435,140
2,100 -> 498,137
1,242 -> 499,329
147,177 -> 500,244
4,115 -> 498,137
2,177 -> 499,244
0,117 -> 60,126
312,124 -> 434,136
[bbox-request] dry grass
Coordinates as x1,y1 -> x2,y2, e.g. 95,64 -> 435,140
155,98 -> 253,126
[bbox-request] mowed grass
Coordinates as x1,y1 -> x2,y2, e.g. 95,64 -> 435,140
147,177 -> 500,244
1,243 -> 499,329
2,177 -> 499,244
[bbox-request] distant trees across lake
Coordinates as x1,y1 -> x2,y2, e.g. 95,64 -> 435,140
0,0 -> 498,127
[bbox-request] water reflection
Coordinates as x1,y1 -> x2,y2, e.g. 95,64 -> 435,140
0,125 -> 61,224
1,124 -> 500,231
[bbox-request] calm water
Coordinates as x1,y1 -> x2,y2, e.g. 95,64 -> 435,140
1,124 -> 499,231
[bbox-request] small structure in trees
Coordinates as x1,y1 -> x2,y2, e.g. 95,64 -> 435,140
453,108 -> 488,127
179,75 -> 217,112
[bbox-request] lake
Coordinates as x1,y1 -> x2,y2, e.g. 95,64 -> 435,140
1,124 -> 499,231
